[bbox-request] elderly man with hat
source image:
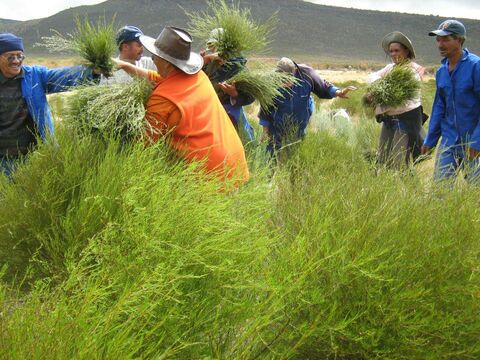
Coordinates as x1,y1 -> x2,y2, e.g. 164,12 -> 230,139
422,20 -> 480,183
100,25 -> 156,85
114,27 -> 249,186
367,31 -> 426,169
258,57 -> 355,156
0,32 -> 97,177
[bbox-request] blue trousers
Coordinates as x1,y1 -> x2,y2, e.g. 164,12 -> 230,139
0,157 -> 17,178
434,144 -> 480,184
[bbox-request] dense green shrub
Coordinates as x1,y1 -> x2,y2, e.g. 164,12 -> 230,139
1,106 -> 480,358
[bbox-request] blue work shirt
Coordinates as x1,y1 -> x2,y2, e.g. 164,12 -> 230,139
19,65 -> 93,139
424,49 -> 480,150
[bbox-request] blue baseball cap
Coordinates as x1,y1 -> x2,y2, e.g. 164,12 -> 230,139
429,20 -> 466,37
115,25 -> 144,46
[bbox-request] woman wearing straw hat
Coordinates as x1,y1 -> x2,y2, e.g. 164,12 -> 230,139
367,31 -> 426,169
113,26 -> 249,187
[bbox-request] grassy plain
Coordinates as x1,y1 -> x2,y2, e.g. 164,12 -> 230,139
2,56 -> 479,359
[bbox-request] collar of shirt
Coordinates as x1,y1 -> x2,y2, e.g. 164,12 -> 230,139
441,48 -> 470,67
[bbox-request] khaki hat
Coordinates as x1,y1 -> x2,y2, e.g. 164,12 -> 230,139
382,31 -> 416,59
140,27 -> 203,75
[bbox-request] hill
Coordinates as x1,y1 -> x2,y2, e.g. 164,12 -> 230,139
1,0 -> 479,64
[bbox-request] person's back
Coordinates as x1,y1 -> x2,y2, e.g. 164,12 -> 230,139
147,68 -> 249,184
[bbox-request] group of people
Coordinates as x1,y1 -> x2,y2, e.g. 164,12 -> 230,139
371,20 -> 480,183
0,18 -> 479,185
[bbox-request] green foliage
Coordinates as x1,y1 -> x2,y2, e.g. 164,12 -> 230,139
2,82 -> 480,358
228,66 -> 297,110
65,79 -> 152,140
38,16 -> 117,73
364,63 -> 421,109
185,0 -> 277,59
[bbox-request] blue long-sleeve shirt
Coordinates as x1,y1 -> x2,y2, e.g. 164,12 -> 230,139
424,49 -> 480,150
19,65 -> 93,139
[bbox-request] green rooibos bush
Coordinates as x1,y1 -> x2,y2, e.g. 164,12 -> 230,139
39,16 -> 117,73
186,0 -> 277,59
364,63 -> 421,109
65,79 -> 152,140
228,66 -> 298,110
1,114 -> 480,357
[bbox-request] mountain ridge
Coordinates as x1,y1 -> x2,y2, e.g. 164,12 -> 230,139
1,0 -> 479,64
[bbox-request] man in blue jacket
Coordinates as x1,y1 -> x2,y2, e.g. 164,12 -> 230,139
422,20 -> 480,182
259,57 -> 355,155
0,33 -> 95,176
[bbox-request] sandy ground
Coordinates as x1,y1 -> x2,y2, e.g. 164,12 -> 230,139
317,69 -> 370,83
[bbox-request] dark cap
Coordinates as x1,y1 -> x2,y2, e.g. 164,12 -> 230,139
0,33 -> 24,55
429,20 -> 466,37
116,25 -> 143,46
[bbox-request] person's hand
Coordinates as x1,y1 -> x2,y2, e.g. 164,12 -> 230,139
421,145 -> 432,155
111,57 -> 130,70
335,86 -> 357,99
218,82 -> 239,98
201,51 -> 224,65
261,126 -> 271,141
468,147 -> 480,159
363,92 -> 374,105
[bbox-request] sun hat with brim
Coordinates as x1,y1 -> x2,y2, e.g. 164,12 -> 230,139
140,27 -> 203,75
429,19 -> 466,37
382,31 -> 416,59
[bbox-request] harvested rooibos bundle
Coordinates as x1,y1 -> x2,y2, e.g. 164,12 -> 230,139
65,79 -> 152,140
227,66 -> 298,110
363,64 -> 421,109
38,16 -> 117,74
185,0 -> 277,59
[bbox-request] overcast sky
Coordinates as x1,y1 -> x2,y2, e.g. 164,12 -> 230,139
305,0 -> 480,20
1,0 -> 479,21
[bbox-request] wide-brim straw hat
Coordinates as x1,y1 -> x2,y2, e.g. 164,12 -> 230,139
140,27 -> 203,75
381,31 -> 416,59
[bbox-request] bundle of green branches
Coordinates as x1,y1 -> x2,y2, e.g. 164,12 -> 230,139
185,0 -> 277,59
227,66 -> 298,110
65,79 -> 152,141
38,16 -> 117,74
363,63 -> 421,108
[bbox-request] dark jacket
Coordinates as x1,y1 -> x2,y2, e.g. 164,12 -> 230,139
258,62 -> 338,147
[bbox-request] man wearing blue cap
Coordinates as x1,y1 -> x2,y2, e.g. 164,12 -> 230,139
422,20 -> 480,183
0,32 -> 97,177
101,25 -> 156,84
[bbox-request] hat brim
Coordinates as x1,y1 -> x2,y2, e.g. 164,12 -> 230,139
381,31 -> 416,59
428,30 -> 452,37
140,35 -> 203,75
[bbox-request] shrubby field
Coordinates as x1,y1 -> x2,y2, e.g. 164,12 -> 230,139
1,75 -> 480,359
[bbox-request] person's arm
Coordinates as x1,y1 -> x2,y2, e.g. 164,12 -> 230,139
422,79 -> 445,152
258,107 -> 274,140
112,58 -> 151,79
218,82 -> 255,106
367,64 -> 392,84
300,64 -> 356,99
468,62 -> 480,158
40,65 -> 94,93
145,94 -> 181,143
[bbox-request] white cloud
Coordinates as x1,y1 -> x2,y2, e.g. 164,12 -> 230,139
304,0 -> 480,20
0,0 -> 106,21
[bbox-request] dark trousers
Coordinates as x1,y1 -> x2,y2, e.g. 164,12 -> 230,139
377,106 -> 425,169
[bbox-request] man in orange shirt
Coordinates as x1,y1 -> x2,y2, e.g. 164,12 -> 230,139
115,26 -> 249,186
